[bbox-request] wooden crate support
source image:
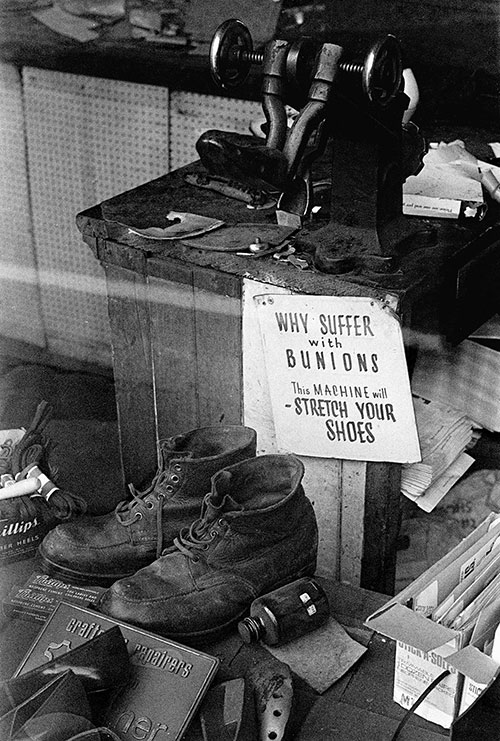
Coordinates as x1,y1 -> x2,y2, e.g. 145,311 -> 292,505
241,278 -> 396,584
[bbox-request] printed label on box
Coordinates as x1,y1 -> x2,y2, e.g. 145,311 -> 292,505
394,639 -> 461,728
15,603 -> 219,741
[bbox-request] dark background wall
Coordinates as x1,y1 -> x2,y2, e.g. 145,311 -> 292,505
279,1 -> 499,126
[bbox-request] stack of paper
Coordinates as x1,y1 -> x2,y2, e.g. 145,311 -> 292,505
401,395 -> 475,511
402,140 -> 485,219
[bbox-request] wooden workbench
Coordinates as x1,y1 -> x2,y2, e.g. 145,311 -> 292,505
75,160 -> 500,594
0,556 -> 446,740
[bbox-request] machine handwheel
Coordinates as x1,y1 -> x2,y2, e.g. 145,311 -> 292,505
362,34 -> 402,105
209,19 -> 254,89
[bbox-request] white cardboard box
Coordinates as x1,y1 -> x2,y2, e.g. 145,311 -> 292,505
365,513 -> 500,728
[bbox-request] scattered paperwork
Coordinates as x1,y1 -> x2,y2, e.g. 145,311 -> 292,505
32,4 -> 101,40
488,142 -> 500,159
401,395 -> 475,510
60,0 -> 124,18
403,140 -> 485,219
404,452 -> 475,513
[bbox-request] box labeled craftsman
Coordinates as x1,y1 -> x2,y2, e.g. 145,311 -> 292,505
15,602 -> 220,741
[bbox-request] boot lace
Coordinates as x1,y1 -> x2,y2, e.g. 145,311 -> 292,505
114,483 -> 167,558
0,437 -> 14,475
173,501 -> 227,562
1,493 -> 41,521
114,455 -> 184,527
46,489 -> 88,520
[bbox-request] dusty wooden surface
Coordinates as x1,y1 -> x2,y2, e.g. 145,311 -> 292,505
0,557 -> 447,740
76,150 -> 500,591
78,158 -> 500,345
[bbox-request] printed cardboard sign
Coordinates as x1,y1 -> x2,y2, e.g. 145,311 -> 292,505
254,294 -> 420,462
15,603 -> 219,741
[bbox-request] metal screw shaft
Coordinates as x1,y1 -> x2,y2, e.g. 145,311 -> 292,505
240,49 -> 365,78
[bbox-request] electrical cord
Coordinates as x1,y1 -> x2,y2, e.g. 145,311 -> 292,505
390,669 -> 451,740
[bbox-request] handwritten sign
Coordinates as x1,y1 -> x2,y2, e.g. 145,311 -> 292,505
254,294 -> 420,462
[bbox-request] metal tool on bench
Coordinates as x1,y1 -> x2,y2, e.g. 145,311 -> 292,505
187,19 -> 429,275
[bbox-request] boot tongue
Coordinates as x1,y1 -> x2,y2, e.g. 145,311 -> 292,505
207,470 -> 243,518
159,445 -> 194,468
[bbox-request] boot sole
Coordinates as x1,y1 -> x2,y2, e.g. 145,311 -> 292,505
154,560 -> 318,647
38,547 -> 136,587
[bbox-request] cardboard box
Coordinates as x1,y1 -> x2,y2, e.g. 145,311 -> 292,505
2,572 -> 105,623
365,513 -> 500,728
412,337 -> 500,432
0,427 -> 48,564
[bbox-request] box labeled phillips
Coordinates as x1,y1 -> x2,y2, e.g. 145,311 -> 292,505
365,513 -> 500,728
14,602 -> 219,741
0,428 -> 46,563
3,572 -> 105,623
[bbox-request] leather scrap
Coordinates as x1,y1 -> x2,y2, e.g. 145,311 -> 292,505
266,615 -> 367,693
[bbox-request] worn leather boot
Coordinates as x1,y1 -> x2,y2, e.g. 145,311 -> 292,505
39,426 -> 257,585
98,454 -> 318,644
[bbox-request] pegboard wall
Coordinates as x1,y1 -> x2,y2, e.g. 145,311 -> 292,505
169,90 -> 263,170
23,68 -> 170,366
3,66 -> 263,368
0,62 -> 45,348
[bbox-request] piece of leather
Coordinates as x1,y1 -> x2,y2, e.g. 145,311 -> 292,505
12,625 -> 130,696
0,670 -> 93,741
200,678 -> 256,741
248,657 -> 294,741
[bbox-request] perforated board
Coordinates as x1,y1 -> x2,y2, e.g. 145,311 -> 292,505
0,62 -> 46,348
23,68 -> 170,366
169,90 -> 262,170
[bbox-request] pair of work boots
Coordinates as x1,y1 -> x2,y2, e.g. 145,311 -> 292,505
0,627 -> 128,741
40,425 -> 319,644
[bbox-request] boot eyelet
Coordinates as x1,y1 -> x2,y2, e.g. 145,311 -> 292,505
134,512 -> 143,521
173,464 -> 182,472
164,485 -> 174,493
145,500 -> 155,509
217,518 -> 226,527
192,556 -> 200,563
170,474 -> 180,484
